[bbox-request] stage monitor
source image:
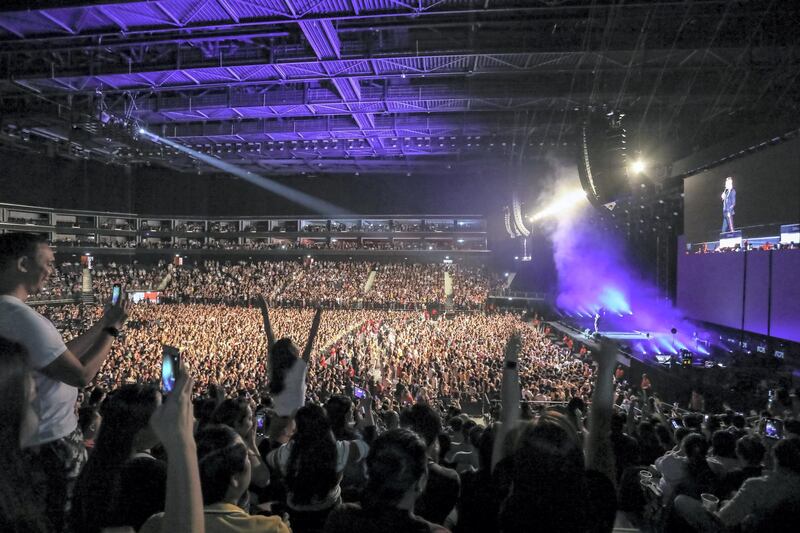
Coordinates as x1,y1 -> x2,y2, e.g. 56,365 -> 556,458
683,136 -> 800,245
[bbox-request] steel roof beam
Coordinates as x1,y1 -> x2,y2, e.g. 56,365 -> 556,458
6,47 -> 789,96
160,112 -> 565,141
0,1 -> 740,41
1,8 -> 782,56
1,40 -> 763,80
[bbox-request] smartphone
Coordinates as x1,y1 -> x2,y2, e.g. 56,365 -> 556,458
353,386 -> 367,399
256,412 -> 266,433
670,419 -> 683,430
111,284 -> 122,305
763,418 -> 783,440
161,345 -> 181,394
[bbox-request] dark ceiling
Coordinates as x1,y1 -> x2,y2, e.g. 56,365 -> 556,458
0,0 -> 798,177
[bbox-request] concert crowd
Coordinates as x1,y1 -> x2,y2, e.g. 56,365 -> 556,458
1,233 -> 799,533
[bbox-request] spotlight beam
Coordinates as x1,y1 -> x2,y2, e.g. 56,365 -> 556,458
140,130 -> 350,215
531,188 -> 587,221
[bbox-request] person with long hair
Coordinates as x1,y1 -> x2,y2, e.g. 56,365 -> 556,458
141,424 -> 288,533
69,384 -> 163,533
454,424 -> 506,533
499,416 -> 593,532
210,397 -> 270,492
267,403 -> 368,530
491,334 -> 617,533
324,428 -> 449,533
326,394 -> 371,500
0,337 -> 49,533
674,433 -> 715,500
257,294 -> 322,417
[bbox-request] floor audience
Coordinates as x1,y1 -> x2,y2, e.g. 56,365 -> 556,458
2,233 -> 799,533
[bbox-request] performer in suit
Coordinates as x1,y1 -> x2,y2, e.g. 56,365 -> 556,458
721,176 -> 736,233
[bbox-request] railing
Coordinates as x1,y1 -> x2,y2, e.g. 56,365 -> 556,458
488,290 -> 547,300
29,296 -> 82,305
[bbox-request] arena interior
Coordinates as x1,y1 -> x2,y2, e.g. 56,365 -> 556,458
0,2 -> 799,533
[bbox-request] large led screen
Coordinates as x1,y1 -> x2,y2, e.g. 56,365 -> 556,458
683,137 -> 800,245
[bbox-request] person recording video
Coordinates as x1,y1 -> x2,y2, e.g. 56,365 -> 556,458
721,176 -> 736,233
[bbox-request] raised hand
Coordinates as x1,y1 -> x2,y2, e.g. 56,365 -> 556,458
591,336 -> 618,372
256,293 -> 276,349
150,363 -> 195,453
256,293 -> 269,318
302,307 -> 323,363
103,298 -> 131,329
149,363 -> 204,533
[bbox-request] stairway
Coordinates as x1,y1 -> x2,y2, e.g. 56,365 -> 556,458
443,271 -> 454,310
80,268 -> 95,304
156,272 -> 172,291
364,269 -> 377,294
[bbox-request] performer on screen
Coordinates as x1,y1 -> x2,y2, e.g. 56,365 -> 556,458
721,176 -> 736,233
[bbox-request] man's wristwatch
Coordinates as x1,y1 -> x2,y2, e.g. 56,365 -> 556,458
103,326 -> 120,338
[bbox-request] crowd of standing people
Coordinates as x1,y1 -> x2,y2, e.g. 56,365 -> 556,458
2,233 -> 799,533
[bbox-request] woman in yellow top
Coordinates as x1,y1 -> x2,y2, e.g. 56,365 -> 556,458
141,425 -> 290,533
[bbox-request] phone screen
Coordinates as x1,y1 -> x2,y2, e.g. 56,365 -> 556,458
764,418 -> 782,439
162,346 -> 180,393
112,284 -> 121,305
256,413 -> 265,431
671,419 -> 682,430
353,386 -> 366,399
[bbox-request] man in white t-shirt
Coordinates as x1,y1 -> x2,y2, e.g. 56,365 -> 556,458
0,233 -> 129,532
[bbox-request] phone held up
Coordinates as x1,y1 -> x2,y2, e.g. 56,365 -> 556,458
353,385 -> 367,400
111,284 -> 122,306
256,412 -> 266,435
161,345 -> 181,394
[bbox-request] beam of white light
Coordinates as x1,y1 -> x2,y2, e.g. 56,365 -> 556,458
531,188 -> 588,221
139,130 -> 349,215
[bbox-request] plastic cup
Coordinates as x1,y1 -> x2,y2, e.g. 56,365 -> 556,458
639,470 -> 653,484
701,493 -> 719,512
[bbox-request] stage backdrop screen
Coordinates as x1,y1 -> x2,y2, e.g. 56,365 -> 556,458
683,136 -> 800,245
677,250 -> 744,331
678,247 -> 800,343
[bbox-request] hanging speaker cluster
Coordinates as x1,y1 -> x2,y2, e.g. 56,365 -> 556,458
577,109 -> 630,209
503,206 -> 519,238
511,192 -> 530,237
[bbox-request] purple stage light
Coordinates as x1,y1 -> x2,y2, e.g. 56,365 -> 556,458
542,174 -> 700,356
